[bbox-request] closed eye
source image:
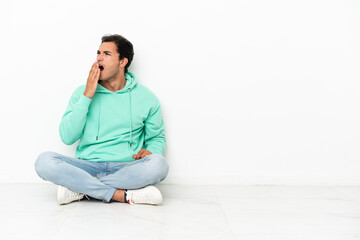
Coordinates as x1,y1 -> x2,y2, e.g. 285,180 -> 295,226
97,51 -> 111,56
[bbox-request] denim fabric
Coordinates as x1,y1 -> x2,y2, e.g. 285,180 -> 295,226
35,151 -> 169,202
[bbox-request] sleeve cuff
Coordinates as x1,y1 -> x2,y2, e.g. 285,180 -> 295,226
147,146 -> 163,155
77,94 -> 92,108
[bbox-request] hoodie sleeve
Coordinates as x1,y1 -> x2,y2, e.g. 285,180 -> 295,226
59,87 -> 92,145
144,99 -> 166,155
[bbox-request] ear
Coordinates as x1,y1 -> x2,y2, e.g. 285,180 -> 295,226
120,58 -> 128,68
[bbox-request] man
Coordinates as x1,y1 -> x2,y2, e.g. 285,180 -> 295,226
35,34 -> 169,205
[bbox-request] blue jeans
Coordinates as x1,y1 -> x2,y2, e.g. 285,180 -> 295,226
34,151 -> 169,202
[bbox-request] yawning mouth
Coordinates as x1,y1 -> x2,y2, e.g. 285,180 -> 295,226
99,65 -> 104,71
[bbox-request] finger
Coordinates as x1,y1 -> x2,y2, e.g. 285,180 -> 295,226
90,64 -> 99,82
135,150 -> 143,157
140,151 -> 148,158
140,151 -> 147,158
88,64 -> 96,79
90,62 -> 96,72
95,67 -> 100,80
134,149 -> 146,160
92,62 -> 98,74
90,62 -> 98,73
140,151 -> 149,158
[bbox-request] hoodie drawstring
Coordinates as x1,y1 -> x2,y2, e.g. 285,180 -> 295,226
95,85 -> 133,145
96,93 -> 101,140
128,88 -> 133,147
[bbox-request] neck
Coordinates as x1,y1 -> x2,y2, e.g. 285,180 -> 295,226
99,74 -> 126,92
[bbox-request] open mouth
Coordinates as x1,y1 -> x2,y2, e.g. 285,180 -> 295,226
99,65 -> 104,71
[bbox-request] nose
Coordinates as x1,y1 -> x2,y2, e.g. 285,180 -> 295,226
97,53 -> 104,62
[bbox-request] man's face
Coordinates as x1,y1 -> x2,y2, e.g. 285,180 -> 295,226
97,42 -> 121,81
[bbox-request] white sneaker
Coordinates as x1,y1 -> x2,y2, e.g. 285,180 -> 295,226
126,186 -> 163,205
57,185 -> 85,205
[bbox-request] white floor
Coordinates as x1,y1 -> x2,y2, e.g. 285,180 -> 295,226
0,184 -> 359,240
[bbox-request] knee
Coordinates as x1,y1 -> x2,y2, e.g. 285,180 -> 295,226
148,154 -> 169,180
34,151 -> 56,178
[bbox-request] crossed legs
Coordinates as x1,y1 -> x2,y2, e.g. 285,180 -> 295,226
35,151 -> 169,203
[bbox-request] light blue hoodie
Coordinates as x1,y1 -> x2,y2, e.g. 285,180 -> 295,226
59,72 -> 166,162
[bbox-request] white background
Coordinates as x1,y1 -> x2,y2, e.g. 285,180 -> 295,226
0,0 -> 359,185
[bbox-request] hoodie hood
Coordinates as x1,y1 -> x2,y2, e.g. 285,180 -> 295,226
95,72 -> 137,147
96,72 -> 137,93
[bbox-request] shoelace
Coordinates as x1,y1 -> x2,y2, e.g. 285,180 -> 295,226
67,191 -> 88,201
68,191 -> 80,199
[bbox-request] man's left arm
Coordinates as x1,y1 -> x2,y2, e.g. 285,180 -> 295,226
144,100 -> 166,152
133,99 -> 166,159
133,100 -> 166,160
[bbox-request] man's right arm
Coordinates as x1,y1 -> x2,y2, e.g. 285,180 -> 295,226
59,89 -> 92,145
59,62 -> 100,145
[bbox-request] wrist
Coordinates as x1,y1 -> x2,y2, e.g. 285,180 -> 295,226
83,91 -> 93,99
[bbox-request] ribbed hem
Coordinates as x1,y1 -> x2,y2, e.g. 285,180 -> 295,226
78,94 -> 92,108
146,146 -> 163,155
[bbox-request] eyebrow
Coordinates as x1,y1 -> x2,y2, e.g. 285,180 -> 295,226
97,50 -> 112,54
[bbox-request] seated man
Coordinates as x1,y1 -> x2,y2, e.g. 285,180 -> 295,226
35,34 -> 169,205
